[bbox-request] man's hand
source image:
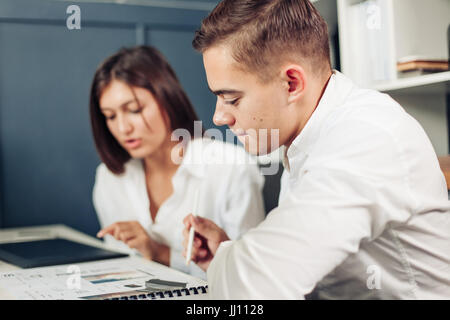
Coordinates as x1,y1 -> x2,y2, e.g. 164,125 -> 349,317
182,214 -> 230,271
97,221 -> 169,264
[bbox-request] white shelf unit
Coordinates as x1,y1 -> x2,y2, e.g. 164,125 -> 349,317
335,0 -> 450,155
337,0 -> 449,88
373,71 -> 450,94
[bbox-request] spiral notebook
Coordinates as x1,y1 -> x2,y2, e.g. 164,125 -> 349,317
0,256 -> 209,300
82,285 -> 209,300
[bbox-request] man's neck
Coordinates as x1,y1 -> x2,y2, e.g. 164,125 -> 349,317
284,70 -> 333,151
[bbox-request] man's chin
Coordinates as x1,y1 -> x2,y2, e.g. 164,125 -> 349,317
242,143 -> 278,156
238,134 -> 282,156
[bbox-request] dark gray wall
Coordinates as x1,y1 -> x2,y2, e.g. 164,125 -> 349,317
0,0 -> 337,236
0,0 -> 217,236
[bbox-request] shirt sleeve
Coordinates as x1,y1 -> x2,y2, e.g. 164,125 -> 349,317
92,165 -> 131,252
221,163 -> 266,240
206,119 -> 413,299
92,164 -> 110,230
168,163 -> 266,279
170,247 -> 207,279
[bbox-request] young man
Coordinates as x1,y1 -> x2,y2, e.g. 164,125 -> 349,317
182,0 -> 450,299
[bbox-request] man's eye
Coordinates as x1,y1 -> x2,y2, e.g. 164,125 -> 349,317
225,98 -> 239,106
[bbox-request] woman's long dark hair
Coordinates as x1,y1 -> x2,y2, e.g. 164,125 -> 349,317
90,46 -> 200,174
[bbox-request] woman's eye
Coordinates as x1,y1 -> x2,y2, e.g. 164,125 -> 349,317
105,115 -> 115,120
129,108 -> 142,114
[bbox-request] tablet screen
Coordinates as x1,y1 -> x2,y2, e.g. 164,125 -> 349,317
0,238 -> 128,268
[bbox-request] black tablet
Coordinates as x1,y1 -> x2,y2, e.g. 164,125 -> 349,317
0,238 -> 128,268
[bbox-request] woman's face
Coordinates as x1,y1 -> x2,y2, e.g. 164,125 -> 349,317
99,79 -> 170,159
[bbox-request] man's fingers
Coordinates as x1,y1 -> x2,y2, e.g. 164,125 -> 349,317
191,248 -> 208,264
183,214 -> 196,230
182,218 -> 198,247
182,226 -> 190,239
197,248 -> 208,258
186,244 -> 198,260
191,216 -> 224,242
183,233 -> 203,250
182,228 -> 191,249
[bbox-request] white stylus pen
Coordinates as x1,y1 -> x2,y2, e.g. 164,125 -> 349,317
186,189 -> 200,266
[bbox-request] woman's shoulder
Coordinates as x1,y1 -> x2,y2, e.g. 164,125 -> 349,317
95,159 -> 143,185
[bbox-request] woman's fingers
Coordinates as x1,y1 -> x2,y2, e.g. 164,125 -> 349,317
126,238 -> 139,248
120,231 -> 136,243
113,225 -> 122,240
98,222 -> 134,239
112,222 -> 137,240
97,223 -> 117,238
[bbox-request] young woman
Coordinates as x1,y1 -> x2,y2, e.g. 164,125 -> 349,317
89,46 -> 265,277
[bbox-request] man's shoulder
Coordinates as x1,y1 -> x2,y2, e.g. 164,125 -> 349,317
325,85 -> 420,140
340,86 -> 402,117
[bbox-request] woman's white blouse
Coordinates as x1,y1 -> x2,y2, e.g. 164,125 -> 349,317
92,138 -> 265,278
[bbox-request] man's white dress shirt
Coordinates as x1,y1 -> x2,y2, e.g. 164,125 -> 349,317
93,138 -> 266,279
207,71 -> 450,299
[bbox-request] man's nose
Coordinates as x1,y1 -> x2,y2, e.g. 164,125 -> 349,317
213,104 -> 235,127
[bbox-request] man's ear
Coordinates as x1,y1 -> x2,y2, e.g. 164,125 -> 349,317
282,66 -> 306,103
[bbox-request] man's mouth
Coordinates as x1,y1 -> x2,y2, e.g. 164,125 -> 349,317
232,128 -> 247,136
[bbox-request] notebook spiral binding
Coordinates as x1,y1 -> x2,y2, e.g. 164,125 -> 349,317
104,285 -> 208,300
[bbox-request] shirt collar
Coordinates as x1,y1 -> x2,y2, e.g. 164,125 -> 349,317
177,138 -> 207,179
131,138 -> 206,181
283,70 -> 355,171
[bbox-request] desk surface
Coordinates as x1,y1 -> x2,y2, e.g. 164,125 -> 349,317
0,225 -> 205,300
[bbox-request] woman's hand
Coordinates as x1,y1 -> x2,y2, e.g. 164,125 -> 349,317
97,221 -> 169,264
182,214 -> 230,271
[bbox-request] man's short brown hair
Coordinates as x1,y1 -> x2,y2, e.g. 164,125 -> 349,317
193,0 -> 331,81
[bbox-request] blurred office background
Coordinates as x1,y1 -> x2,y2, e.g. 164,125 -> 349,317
0,0 -> 448,237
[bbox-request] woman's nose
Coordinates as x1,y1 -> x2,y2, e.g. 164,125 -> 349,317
117,114 -> 133,134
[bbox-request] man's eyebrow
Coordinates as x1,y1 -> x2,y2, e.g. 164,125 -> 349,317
208,86 -> 243,96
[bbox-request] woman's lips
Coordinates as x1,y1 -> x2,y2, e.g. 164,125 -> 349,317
124,138 -> 142,149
